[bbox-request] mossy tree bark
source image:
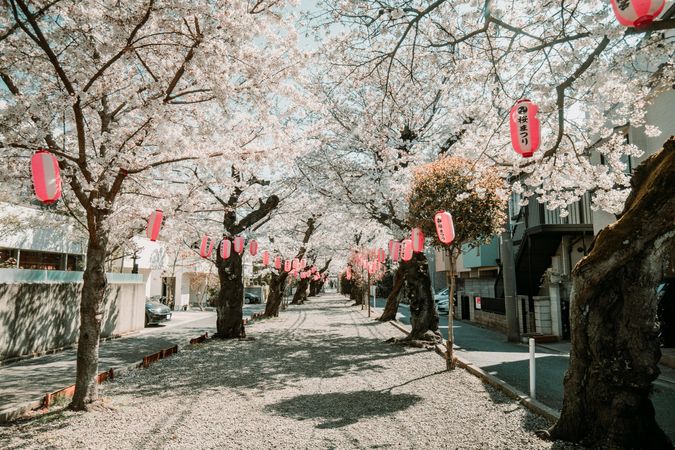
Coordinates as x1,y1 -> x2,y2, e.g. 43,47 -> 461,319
400,252 -> 440,341
378,266 -> 404,321
549,137 -> 675,448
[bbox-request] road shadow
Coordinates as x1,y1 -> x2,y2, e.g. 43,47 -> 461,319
265,390 -> 422,428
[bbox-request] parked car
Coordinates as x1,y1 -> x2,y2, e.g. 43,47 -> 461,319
244,292 -> 261,304
145,300 -> 172,326
436,299 -> 450,314
434,288 -> 449,304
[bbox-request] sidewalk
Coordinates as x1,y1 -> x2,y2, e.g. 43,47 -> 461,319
389,302 -> 675,442
0,295 -> 573,449
0,310 -> 216,422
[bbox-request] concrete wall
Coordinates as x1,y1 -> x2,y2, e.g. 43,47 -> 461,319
0,270 -> 145,361
473,309 -> 507,334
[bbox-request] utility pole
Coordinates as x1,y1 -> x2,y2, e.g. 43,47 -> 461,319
501,223 -> 520,342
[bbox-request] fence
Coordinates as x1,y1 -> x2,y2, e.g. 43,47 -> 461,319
479,297 -> 506,315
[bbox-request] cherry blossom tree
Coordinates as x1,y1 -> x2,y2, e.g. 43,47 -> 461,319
1,0 -> 303,409
313,0 -> 675,445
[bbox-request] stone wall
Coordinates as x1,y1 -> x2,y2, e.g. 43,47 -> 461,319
472,309 -> 508,334
0,271 -> 145,361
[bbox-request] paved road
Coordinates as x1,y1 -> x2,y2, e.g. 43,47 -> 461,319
387,301 -> 675,441
0,304 -> 265,418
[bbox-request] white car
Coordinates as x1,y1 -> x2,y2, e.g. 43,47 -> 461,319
436,299 -> 450,313
434,288 -> 449,304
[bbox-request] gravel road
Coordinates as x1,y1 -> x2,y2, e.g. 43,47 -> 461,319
0,294 -> 579,449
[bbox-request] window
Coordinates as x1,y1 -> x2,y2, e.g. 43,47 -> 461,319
18,250 -> 63,270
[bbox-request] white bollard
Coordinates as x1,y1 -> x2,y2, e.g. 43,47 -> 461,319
529,338 -> 536,399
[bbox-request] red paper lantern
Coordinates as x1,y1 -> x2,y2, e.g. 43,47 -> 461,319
284,260 -> 292,272
146,209 -> 163,241
200,236 -> 214,258
377,248 -> 386,263
509,99 -> 541,158
391,241 -> 401,261
401,239 -> 413,262
292,258 -> 300,270
435,211 -> 456,245
274,256 -> 282,270
249,239 -> 258,256
610,0 -> 665,27
220,239 -> 232,259
262,250 -> 270,266
31,150 -> 62,204
233,236 -> 245,254
301,271 -> 307,279
300,259 -> 307,269
411,228 -> 425,253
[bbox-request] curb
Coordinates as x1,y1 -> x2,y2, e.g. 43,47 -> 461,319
386,318 -> 560,423
0,333 -> 208,424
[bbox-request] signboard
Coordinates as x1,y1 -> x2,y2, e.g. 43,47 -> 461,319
475,296 -> 482,310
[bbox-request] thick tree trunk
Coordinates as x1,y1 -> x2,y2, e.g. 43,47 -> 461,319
350,283 -> 365,306
400,252 -> 440,341
215,250 -> 245,338
291,278 -> 310,304
549,138 -> 675,448
70,231 -> 108,410
264,272 -> 288,317
378,266 -> 404,321
308,279 -> 322,296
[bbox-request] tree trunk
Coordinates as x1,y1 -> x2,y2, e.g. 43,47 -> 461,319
350,283 -> 365,306
264,272 -> 287,317
401,252 -> 440,341
291,278 -> 310,304
309,279 -> 322,296
70,229 -> 108,410
215,250 -> 245,338
378,266 -> 404,321
549,138 -> 675,448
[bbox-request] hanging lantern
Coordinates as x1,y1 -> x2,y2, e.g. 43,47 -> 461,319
233,236 -> 245,254
146,209 -> 163,242
301,271 -> 307,279
411,228 -> 425,253
249,239 -> 258,256
388,239 -> 395,256
31,149 -> 62,204
391,241 -> 401,261
292,258 -> 300,270
300,259 -> 307,269
509,99 -> 541,158
435,211 -> 456,245
313,274 -> 320,281
200,236 -> 215,258
220,239 -> 232,260
610,0 -> 665,27
274,256 -> 282,270
377,248 -> 386,263
262,250 -> 270,266
401,239 -> 413,262
284,260 -> 292,272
